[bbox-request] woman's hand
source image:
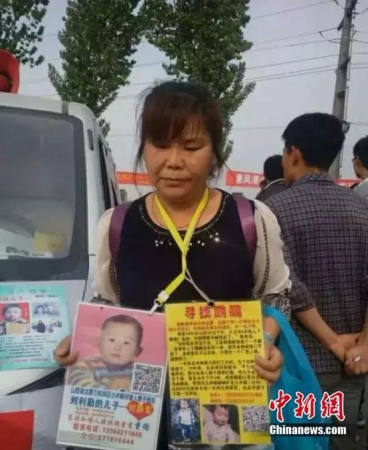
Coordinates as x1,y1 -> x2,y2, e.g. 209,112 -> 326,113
254,343 -> 283,384
54,335 -> 78,367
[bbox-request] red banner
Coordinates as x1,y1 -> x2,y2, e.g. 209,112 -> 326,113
116,171 -> 151,186
226,170 -> 264,188
226,170 -> 358,189
0,410 -> 34,450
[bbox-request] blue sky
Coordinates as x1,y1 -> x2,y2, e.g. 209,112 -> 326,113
19,0 -> 368,184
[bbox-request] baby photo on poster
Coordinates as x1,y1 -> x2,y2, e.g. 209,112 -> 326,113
202,404 -> 240,444
57,303 -> 167,450
67,308 -> 165,392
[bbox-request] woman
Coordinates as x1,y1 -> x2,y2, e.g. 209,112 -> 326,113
55,81 -> 291,449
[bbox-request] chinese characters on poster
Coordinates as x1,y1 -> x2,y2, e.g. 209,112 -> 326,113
57,303 -> 167,450
166,300 -> 271,447
0,285 -> 70,370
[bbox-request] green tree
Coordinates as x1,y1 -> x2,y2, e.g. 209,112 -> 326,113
0,0 -> 49,66
142,0 -> 254,161
49,0 -> 142,136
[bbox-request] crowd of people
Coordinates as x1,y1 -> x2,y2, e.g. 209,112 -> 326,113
55,80 -> 368,450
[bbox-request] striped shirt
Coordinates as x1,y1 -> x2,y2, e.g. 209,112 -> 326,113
68,357 -> 133,390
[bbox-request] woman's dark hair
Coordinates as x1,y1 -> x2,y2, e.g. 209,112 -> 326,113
353,136 -> 368,169
134,81 -> 225,175
282,113 -> 345,171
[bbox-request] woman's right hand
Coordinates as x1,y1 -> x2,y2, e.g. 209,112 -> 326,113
54,335 -> 78,367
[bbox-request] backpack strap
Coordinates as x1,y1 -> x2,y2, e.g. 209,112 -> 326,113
233,195 -> 257,263
109,202 -> 131,266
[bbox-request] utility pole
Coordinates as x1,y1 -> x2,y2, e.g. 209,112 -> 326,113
329,0 -> 357,179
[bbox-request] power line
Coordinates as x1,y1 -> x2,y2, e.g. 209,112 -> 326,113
34,68 -> 342,99
249,63 -> 340,80
37,28 -> 339,47
249,38 -> 339,53
243,66 -> 337,83
332,0 -> 345,8
21,53 -> 342,86
32,56 -> 368,97
357,7 -> 368,14
246,54 -> 339,70
353,39 -> 368,44
38,63 -> 363,98
252,1 -> 333,20
253,28 -> 336,46
40,39 -> 330,68
23,57 -> 368,92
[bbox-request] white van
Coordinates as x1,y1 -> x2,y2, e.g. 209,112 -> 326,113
0,92 -> 120,397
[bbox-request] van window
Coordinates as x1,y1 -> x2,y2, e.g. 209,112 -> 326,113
0,107 -> 88,281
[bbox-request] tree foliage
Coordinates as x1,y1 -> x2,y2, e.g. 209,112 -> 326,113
0,0 -> 49,66
142,0 -> 255,160
49,0 -> 142,136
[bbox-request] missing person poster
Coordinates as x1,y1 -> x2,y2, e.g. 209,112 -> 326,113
0,285 -> 70,370
57,303 -> 167,450
166,300 -> 272,448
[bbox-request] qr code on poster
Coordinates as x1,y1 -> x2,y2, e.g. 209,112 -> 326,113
131,363 -> 163,395
242,406 -> 269,433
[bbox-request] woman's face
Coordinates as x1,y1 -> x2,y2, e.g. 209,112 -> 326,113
143,121 -> 215,203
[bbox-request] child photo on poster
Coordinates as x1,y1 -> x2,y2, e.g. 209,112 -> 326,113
68,314 -> 144,391
0,302 -> 30,335
202,404 -> 240,444
170,398 -> 201,444
58,303 -> 167,450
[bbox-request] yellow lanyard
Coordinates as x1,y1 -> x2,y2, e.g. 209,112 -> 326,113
149,188 -> 209,314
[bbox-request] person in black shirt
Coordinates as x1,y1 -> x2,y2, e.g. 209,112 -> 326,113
256,155 -> 287,202
56,81 -> 291,450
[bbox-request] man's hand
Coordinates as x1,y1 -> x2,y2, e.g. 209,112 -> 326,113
329,333 -> 360,362
54,335 -> 78,367
345,344 -> 368,375
254,343 -> 283,384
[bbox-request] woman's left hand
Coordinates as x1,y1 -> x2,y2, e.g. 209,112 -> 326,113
254,343 -> 283,384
